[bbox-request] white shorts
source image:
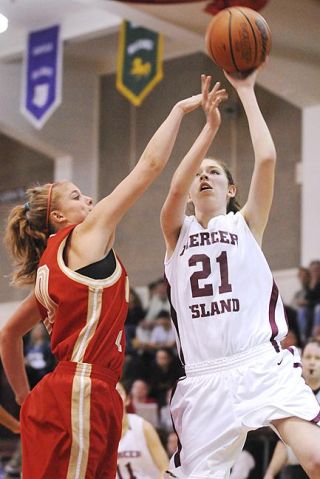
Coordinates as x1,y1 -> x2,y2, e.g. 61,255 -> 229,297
165,343 -> 320,479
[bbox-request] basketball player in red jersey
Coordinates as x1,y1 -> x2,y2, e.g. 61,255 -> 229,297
161,71 -> 320,479
0,91 -> 204,479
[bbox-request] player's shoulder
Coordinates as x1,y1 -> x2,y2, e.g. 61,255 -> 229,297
128,413 -> 144,427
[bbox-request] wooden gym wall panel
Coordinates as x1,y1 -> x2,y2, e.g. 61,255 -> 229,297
0,134 -> 53,303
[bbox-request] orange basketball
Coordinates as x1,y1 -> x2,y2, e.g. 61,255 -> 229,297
205,7 -> 271,76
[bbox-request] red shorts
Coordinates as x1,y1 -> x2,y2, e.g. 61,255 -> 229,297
21,361 -> 123,479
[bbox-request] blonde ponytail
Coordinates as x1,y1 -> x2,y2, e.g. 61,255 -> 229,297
4,182 -> 62,286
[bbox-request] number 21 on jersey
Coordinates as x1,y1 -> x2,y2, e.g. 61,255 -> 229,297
189,251 -> 232,298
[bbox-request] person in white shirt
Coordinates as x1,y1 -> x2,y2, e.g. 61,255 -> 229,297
116,382 -> 169,479
149,310 -> 176,350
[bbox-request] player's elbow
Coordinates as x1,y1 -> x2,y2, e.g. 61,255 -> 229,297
0,328 -> 8,357
141,152 -> 165,177
261,147 -> 277,165
0,326 -> 18,352
168,182 -> 187,199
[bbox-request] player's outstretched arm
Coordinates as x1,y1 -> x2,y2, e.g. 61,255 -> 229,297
0,293 -> 41,405
143,419 -> 169,477
76,93 -> 203,250
161,74 -> 228,258
225,66 -> 276,245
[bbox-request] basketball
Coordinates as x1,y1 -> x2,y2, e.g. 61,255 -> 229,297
205,7 -> 271,76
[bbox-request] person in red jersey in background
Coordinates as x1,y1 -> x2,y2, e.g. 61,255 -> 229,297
0,90 -> 203,479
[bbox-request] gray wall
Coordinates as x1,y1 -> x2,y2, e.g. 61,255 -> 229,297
0,133 -> 53,302
99,52 -> 301,286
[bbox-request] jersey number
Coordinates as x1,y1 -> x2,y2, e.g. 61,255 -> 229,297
117,463 -> 137,479
189,251 -> 232,298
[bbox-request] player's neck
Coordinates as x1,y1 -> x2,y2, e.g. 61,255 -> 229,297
195,207 -> 227,228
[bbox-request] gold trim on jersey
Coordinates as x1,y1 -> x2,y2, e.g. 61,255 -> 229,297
67,362 -> 92,479
35,264 -> 58,335
57,238 -> 122,288
125,276 -> 130,303
71,288 -> 103,362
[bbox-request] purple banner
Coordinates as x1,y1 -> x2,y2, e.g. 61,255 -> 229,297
21,25 -> 62,129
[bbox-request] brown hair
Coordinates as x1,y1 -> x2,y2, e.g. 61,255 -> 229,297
303,337 -> 320,354
218,160 -> 241,213
4,182 -> 64,286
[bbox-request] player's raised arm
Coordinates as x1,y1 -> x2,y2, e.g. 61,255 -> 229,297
161,75 -> 228,258
224,68 -> 276,245
74,94 -> 203,251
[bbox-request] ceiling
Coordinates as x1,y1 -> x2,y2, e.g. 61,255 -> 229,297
0,0 -> 320,107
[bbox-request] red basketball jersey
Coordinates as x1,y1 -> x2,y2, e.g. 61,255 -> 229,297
35,224 -> 129,377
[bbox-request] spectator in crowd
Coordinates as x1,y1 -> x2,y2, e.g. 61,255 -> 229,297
292,267 -> 311,311
121,354 -> 149,393
296,260 -> 320,341
24,323 -> 55,389
125,287 -> 145,356
144,278 -> 170,322
149,310 -> 176,351
127,379 -> 157,411
133,319 -> 155,360
281,305 -> 303,351
308,261 -> 320,336
148,348 -> 184,406
127,379 -> 159,428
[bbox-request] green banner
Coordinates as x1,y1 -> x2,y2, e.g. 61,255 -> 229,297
116,21 -> 163,106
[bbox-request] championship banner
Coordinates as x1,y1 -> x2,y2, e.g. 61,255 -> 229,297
116,21 -> 163,106
21,25 -> 62,129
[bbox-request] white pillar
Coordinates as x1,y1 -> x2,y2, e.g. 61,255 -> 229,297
301,105 -> 320,265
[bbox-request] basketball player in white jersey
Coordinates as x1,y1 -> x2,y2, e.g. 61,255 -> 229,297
264,338 -> 320,479
161,71 -> 320,479
116,383 -> 169,479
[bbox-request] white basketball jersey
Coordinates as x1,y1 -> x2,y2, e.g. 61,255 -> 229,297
164,212 -> 288,364
117,414 -> 160,479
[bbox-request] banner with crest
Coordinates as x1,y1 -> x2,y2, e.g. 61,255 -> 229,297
116,21 -> 163,106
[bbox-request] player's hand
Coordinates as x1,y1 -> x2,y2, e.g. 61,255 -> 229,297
201,74 -> 228,129
176,93 -> 202,114
15,391 -> 29,406
224,59 -> 268,90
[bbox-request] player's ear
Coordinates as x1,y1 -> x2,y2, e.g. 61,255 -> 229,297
227,185 -> 236,199
50,209 -> 66,224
